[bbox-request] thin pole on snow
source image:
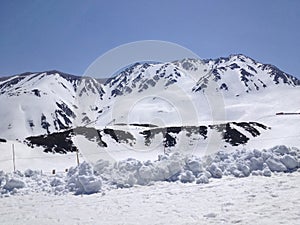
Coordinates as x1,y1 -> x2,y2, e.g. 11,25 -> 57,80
76,149 -> 80,166
12,144 -> 16,172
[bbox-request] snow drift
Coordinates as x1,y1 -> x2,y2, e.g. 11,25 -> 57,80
0,145 -> 299,197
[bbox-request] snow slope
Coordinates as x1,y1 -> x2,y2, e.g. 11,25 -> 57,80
0,71 -> 104,139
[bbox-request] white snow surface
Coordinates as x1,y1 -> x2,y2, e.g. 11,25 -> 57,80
0,169 -> 299,224
0,145 -> 299,225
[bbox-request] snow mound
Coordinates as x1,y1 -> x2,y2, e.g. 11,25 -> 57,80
66,162 -> 102,195
96,145 -> 299,187
3,178 -> 25,192
0,145 -> 299,196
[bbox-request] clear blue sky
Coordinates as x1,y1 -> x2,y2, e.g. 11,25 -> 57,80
1,0 -> 300,78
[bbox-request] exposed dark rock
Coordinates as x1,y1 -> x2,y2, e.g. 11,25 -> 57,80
25,122 -> 268,154
103,128 -> 136,146
229,63 -> 240,69
220,83 -> 228,90
26,130 -> 77,154
41,114 -> 50,134
31,89 -> 41,97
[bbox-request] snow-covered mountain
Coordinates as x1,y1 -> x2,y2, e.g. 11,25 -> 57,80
105,54 -> 299,98
0,54 -> 299,154
188,54 -> 300,93
0,70 -> 104,139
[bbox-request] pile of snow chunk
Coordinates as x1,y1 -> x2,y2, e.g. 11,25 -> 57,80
215,145 -> 299,177
0,162 -> 102,196
0,145 -> 299,196
66,162 -> 102,195
101,154 -> 185,188
94,145 -> 300,187
3,178 -> 25,192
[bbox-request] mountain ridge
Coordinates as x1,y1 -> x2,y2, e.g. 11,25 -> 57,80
1,54 -> 299,85
0,54 -> 299,153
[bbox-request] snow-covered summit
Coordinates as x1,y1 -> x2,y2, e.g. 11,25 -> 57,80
175,54 -> 299,94
103,54 -> 299,100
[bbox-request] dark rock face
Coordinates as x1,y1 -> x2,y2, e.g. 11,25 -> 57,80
209,122 -> 269,146
140,126 -> 208,147
25,122 -> 269,154
41,114 -> 50,134
26,130 -> 77,154
103,128 -> 136,146
0,76 -> 27,91
26,127 -> 106,153
31,89 -> 41,97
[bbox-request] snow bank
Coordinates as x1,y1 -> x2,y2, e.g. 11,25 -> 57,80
97,145 -> 299,187
66,162 -> 102,195
3,178 -> 25,192
0,163 -> 102,196
0,145 -> 299,196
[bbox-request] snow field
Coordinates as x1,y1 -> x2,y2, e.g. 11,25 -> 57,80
0,145 -> 299,197
1,172 -> 300,225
